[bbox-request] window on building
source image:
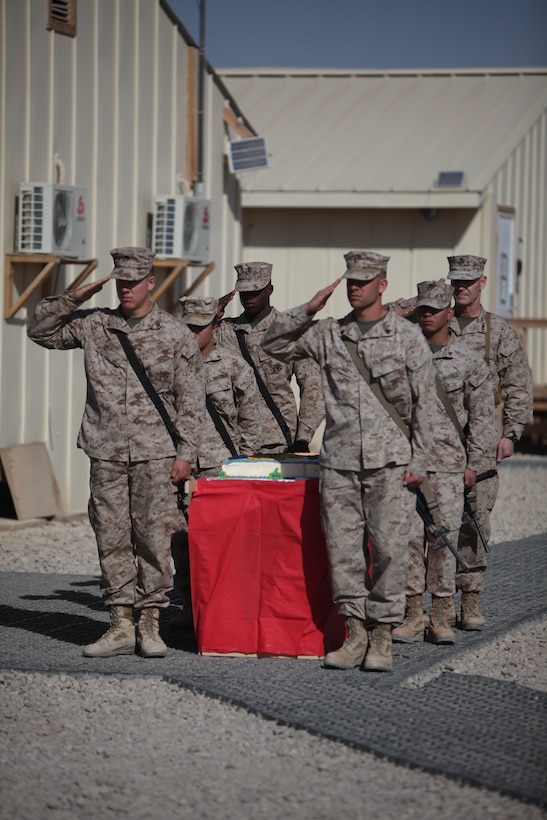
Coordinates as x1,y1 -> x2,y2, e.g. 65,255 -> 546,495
47,0 -> 77,38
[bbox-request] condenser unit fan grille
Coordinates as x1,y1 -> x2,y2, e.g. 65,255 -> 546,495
53,189 -> 72,249
19,188 -> 44,252
153,198 -> 177,256
183,201 -> 201,256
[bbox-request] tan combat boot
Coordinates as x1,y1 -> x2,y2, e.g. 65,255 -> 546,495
323,617 -> 367,669
392,595 -> 425,643
83,605 -> 135,658
137,607 -> 168,657
460,591 -> 486,630
446,596 -> 456,628
427,596 -> 455,644
363,623 -> 392,672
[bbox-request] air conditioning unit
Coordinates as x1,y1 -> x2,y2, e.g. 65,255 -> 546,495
152,195 -> 210,261
17,182 -> 88,257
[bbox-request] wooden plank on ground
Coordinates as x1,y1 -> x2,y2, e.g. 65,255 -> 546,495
0,442 -> 62,520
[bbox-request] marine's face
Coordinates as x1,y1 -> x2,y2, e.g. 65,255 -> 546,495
417,304 -> 453,335
346,275 -> 386,312
187,321 -> 215,352
451,276 -> 486,309
116,274 -> 155,317
239,283 -> 273,319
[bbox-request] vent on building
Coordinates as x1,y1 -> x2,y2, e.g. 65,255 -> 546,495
435,171 -> 465,187
152,196 -> 210,261
47,0 -> 77,37
227,137 -> 269,174
17,183 -> 88,257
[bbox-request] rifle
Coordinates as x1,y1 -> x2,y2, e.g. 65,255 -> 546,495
462,469 -> 498,554
174,478 -> 197,523
174,482 -> 188,523
415,486 -> 470,573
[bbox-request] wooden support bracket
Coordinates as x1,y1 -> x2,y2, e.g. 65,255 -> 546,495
222,105 -> 255,139
152,259 -> 215,313
4,253 -> 97,319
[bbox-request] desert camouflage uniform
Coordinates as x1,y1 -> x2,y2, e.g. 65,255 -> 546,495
197,345 -> 262,472
406,336 -> 497,597
217,308 -> 324,453
27,291 -> 204,608
262,307 -> 436,624
448,309 -> 533,592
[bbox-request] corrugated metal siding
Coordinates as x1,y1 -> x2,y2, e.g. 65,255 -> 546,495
485,110 -> 547,386
0,0 -> 246,510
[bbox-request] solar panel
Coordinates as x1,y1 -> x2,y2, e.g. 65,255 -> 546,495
227,137 -> 269,173
436,171 -> 465,187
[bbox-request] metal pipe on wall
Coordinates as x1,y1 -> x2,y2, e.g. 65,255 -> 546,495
195,0 -> 206,195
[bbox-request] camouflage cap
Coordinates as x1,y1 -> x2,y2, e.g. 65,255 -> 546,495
342,251 -> 390,282
416,280 -> 453,310
179,296 -> 219,326
447,254 -> 487,281
110,247 -> 155,281
234,261 -> 272,292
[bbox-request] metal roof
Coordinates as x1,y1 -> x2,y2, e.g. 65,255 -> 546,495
219,68 -> 547,209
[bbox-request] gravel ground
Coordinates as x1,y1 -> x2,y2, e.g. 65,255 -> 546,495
0,454 -> 546,819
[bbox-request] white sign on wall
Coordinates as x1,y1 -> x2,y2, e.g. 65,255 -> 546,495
496,208 -> 515,316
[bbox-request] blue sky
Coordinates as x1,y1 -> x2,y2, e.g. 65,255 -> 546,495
167,0 -> 547,70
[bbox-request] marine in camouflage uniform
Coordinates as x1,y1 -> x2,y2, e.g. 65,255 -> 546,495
169,297 -> 262,629
27,247 -> 204,658
216,262 -> 324,454
262,251 -> 437,673
180,296 -> 262,473
392,281 -> 497,645
447,255 -> 533,628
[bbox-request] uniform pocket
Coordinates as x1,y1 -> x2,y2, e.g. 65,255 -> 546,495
146,355 -> 174,393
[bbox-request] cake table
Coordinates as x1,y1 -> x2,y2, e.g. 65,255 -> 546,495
187,477 -> 345,657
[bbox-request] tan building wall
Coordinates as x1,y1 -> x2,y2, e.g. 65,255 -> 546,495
0,0 -> 247,511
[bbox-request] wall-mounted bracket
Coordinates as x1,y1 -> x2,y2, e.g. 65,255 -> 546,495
4,253 -> 98,319
152,258 -> 215,313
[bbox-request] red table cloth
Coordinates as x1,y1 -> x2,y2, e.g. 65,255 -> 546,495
188,478 -> 345,656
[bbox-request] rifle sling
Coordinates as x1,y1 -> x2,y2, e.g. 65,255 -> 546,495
235,329 -> 293,449
484,311 -> 491,367
342,337 -> 410,439
343,336 -> 444,529
205,395 -> 238,458
434,374 -> 467,448
112,328 -> 182,450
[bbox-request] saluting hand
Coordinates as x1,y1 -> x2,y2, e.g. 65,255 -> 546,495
70,275 -> 111,303
218,290 -> 236,318
303,279 -> 341,315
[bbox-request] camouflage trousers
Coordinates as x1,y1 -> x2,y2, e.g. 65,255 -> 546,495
456,462 -> 499,593
88,458 -> 182,608
406,472 -> 464,597
320,465 -> 414,624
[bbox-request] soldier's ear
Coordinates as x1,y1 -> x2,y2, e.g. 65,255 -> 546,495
479,275 -> 487,291
447,306 -> 455,321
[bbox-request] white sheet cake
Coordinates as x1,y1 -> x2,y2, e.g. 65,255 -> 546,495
218,455 -> 320,480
